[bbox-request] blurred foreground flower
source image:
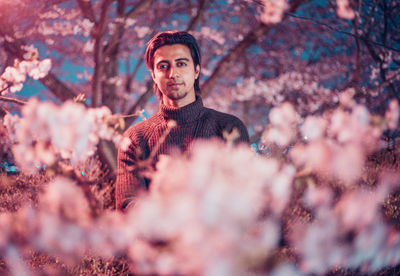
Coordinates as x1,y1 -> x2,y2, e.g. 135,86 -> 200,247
4,98 -> 130,173
291,173 -> 400,274
0,139 -> 399,275
128,139 -> 295,275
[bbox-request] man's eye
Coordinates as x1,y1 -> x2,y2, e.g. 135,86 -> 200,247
158,64 -> 168,70
177,62 -> 187,67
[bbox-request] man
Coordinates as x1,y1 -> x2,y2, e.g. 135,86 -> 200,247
116,31 -> 249,211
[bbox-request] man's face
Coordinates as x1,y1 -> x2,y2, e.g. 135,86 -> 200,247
151,44 -> 200,107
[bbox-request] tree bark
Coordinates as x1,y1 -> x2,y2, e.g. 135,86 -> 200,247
91,0 -> 112,108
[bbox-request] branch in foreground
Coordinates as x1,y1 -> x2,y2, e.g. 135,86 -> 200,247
124,82 -> 153,129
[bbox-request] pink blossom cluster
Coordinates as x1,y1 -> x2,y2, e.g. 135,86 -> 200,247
0,58 -> 51,93
262,93 -> 384,184
3,99 -> 129,172
261,102 -> 300,147
0,142 -> 296,275
38,10 -> 93,37
291,102 -> 382,184
0,177 -> 134,272
233,73 -> 334,114
127,140 -> 295,274
292,173 -> 400,273
198,27 -> 226,45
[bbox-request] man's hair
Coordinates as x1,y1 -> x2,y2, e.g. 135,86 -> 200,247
145,31 -> 201,98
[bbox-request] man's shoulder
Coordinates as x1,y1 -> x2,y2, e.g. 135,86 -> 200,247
123,113 -> 163,139
202,107 -> 244,125
202,106 -> 250,143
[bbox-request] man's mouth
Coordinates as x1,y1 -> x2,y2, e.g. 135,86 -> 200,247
168,82 -> 182,87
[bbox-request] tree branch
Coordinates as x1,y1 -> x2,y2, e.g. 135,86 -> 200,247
0,96 -> 27,105
40,73 -> 77,101
185,0 -> 209,32
91,0 -> 112,108
0,105 -> 7,118
77,0 -> 97,24
352,0 -> 362,95
103,0 -> 127,57
126,0 -> 153,19
0,84 -> 12,95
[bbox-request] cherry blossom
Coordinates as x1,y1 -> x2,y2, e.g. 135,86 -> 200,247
300,115 -> 328,141
4,99 -> 129,172
336,0 -> 355,20
385,99 -> 400,130
260,0 -> 288,24
0,57 -> 51,93
291,173 -> 400,274
126,140 -> 291,274
261,102 -> 300,147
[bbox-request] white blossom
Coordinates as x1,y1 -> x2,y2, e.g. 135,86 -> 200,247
260,0 -> 288,24
337,0 -> 355,19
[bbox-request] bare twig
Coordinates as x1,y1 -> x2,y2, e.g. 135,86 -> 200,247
185,0 -> 209,32
0,84 -> 12,94
126,0 -> 153,19
285,12 -> 400,53
0,96 -> 27,105
124,81 -> 153,129
77,0 -> 97,24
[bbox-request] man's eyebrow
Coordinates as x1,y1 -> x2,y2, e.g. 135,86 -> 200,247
175,58 -> 190,62
155,58 -> 190,67
156,60 -> 169,65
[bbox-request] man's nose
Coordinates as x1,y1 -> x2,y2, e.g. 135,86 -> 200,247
168,66 -> 178,79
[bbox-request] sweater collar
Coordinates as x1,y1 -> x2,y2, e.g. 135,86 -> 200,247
160,96 -> 204,125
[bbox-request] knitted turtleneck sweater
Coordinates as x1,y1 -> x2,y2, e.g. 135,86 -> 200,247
115,96 -> 249,210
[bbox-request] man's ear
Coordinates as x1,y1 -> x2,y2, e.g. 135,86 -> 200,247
195,65 -> 200,79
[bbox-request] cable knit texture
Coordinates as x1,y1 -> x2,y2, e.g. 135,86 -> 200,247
115,97 -> 249,210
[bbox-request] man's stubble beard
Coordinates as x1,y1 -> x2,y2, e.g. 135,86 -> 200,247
164,87 -> 188,101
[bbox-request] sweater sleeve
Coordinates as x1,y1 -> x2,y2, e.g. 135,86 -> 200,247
115,136 -> 148,211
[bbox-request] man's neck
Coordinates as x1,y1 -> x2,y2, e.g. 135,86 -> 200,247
162,94 -> 196,108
